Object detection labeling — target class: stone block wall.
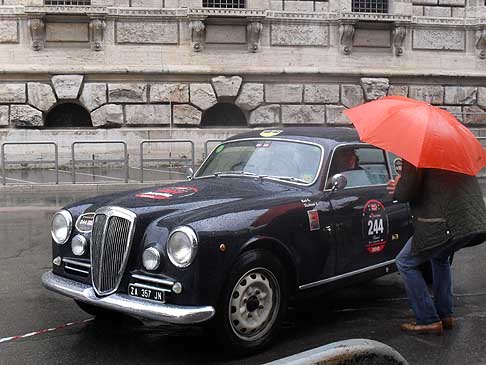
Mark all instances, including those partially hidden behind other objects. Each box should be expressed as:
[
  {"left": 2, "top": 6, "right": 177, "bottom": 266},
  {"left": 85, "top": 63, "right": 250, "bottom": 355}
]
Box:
[
  {"left": 2, "top": 0, "right": 466, "bottom": 16},
  {"left": 1, "top": 4, "right": 482, "bottom": 75},
  {"left": 1, "top": 75, "right": 485, "bottom": 129},
  {"left": 2, "top": 74, "right": 485, "bottom": 169},
  {"left": 269, "top": 0, "right": 330, "bottom": 12},
  {"left": 0, "top": 0, "right": 326, "bottom": 8},
  {"left": 5, "top": 0, "right": 466, "bottom": 15},
  {"left": 412, "top": 0, "right": 466, "bottom": 17},
  {"left": 1, "top": 0, "right": 486, "bottom": 168}
]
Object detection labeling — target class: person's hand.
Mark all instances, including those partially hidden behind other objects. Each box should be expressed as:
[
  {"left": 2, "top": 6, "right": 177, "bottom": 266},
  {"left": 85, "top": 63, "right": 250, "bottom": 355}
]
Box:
[{"left": 386, "top": 175, "right": 400, "bottom": 196}]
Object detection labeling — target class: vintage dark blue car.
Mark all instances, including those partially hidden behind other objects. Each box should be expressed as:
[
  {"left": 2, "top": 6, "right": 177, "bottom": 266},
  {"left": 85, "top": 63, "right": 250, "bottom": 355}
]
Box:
[{"left": 42, "top": 127, "right": 413, "bottom": 353}]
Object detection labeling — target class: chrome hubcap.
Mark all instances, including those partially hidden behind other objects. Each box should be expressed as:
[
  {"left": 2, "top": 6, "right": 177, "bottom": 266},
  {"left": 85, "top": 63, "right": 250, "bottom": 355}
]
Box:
[{"left": 229, "top": 268, "right": 280, "bottom": 341}]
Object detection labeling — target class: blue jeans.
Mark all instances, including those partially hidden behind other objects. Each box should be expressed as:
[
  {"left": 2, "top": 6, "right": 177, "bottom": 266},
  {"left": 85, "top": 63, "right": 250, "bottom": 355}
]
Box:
[{"left": 395, "top": 236, "right": 467, "bottom": 325}]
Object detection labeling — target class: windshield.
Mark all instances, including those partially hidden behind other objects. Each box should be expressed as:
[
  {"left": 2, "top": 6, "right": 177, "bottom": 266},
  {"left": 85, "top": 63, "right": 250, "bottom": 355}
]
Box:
[{"left": 196, "top": 139, "right": 323, "bottom": 185}]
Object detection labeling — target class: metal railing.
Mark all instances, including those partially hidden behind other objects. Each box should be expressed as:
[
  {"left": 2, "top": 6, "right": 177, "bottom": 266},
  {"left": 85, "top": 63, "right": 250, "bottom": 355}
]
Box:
[
  {"left": 140, "top": 139, "right": 195, "bottom": 183},
  {"left": 1, "top": 135, "right": 486, "bottom": 185},
  {"left": 71, "top": 141, "right": 128, "bottom": 184},
  {"left": 1, "top": 142, "right": 59, "bottom": 185},
  {"left": 204, "top": 139, "right": 223, "bottom": 159}
]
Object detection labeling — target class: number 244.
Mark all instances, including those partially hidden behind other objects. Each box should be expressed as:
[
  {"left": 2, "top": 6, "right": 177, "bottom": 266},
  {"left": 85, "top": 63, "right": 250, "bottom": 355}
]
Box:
[{"left": 368, "top": 218, "right": 384, "bottom": 235}]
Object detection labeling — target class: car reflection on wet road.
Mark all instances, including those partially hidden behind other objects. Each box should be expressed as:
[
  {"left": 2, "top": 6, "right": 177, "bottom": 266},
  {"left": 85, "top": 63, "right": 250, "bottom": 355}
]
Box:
[{"left": 1, "top": 191, "right": 486, "bottom": 365}]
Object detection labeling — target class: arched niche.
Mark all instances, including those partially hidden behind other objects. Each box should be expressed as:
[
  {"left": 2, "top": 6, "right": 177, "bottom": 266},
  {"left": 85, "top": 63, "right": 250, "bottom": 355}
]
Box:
[
  {"left": 201, "top": 103, "right": 247, "bottom": 127},
  {"left": 45, "top": 103, "right": 92, "bottom": 128}
]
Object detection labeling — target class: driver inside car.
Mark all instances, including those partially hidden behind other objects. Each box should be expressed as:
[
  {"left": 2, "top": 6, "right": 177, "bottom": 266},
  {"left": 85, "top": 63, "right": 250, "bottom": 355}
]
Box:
[{"left": 327, "top": 148, "right": 362, "bottom": 188}]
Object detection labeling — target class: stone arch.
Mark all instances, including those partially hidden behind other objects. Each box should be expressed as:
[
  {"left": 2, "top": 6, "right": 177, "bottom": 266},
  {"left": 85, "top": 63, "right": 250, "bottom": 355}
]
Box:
[
  {"left": 200, "top": 103, "right": 247, "bottom": 127},
  {"left": 45, "top": 102, "right": 92, "bottom": 128}
]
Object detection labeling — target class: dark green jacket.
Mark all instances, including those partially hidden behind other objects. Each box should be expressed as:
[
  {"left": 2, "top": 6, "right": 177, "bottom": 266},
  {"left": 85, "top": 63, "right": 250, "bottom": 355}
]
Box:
[{"left": 394, "top": 160, "right": 486, "bottom": 256}]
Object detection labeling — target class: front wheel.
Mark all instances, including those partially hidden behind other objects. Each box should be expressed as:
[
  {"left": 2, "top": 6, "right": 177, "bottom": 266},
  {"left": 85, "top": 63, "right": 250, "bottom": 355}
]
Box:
[{"left": 212, "top": 250, "right": 288, "bottom": 355}]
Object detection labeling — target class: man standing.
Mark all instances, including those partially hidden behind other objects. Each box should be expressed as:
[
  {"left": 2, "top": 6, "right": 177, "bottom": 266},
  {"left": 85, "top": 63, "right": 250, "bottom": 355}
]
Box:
[{"left": 387, "top": 159, "right": 486, "bottom": 334}]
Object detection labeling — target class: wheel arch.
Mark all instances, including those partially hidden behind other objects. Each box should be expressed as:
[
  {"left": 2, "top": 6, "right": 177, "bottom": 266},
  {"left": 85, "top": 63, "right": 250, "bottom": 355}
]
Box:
[{"left": 239, "top": 237, "right": 299, "bottom": 296}]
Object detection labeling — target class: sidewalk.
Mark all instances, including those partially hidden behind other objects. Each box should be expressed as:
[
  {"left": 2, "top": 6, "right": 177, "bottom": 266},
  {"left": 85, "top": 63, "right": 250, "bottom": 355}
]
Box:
[{"left": 0, "top": 181, "right": 179, "bottom": 209}]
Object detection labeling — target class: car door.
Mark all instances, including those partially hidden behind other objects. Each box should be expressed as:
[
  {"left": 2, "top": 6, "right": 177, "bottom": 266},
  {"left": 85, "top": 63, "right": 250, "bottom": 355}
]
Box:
[{"left": 325, "top": 145, "right": 411, "bottom": 275}]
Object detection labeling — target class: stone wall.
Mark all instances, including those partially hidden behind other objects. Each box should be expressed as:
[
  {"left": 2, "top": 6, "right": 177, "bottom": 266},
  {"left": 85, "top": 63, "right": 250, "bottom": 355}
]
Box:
[
  {"left": 1, "top": 1, "right": 325, "bottom": 9},
  {"left": 412, "top": 0, "right": 466, "bottom": 17},
  {"left": 0, "top": 0, "right": 465, "bottom": 15},
  {"left": 1, "top": 75, "right": 484, "bottom": 129},
  {"left": 2, "top": 3, "right": 485, "bottom": 72}
]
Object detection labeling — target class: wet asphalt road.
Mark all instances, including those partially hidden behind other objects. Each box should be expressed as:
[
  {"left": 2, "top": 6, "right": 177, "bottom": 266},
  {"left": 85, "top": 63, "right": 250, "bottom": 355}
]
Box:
[{"left": 1, "top": 190, "right": 486, "bottom": 365}]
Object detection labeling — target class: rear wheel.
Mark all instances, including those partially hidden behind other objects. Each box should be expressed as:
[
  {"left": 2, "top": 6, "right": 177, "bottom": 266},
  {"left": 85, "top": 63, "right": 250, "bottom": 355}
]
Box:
[{"left": 212, "top": 250, "right": 288, "bottom": 355}]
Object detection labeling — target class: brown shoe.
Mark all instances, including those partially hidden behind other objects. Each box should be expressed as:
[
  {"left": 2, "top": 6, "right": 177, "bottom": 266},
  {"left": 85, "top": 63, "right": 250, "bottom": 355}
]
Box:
[
  {"left": 442, "top": 317, "right": 454, "bottom": 330},
  {"left": 400, "top": 321, "right": 443, "bottom": 335}
]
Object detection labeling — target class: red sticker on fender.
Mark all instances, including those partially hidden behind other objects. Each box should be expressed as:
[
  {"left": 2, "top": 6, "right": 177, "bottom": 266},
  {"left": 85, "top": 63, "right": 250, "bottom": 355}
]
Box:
[
  {"left": 307, "top": 209, "right": 320, "bottom": 231},
  {"left": 136, "top": 186, "right": 198, "bottom": 200},
  {"left": 362, "top": 199, "right": 389, "bottom": 254}
]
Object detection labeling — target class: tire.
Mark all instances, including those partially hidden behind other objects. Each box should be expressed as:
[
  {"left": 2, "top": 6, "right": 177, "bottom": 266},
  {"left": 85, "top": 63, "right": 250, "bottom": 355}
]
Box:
[{"left": 211, "top": 250, "right": 288, "bottom": 355}]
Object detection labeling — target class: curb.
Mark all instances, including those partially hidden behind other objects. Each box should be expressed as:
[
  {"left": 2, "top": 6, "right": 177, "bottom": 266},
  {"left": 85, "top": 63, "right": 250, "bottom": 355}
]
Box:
[{"left": 263, "top": 339, "right": 408, "bottom": 365}]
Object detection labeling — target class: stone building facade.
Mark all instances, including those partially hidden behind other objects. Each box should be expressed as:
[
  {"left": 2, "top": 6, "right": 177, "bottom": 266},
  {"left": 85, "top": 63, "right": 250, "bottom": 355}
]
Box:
[{"left": 0, "top": 0, "right": 486, "bottom": 164}]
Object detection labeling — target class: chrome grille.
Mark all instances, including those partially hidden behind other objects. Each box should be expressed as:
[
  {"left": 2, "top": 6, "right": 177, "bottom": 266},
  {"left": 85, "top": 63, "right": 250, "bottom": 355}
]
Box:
[{"left": 90, "top": 207, "right": 136, "bottom": 296}]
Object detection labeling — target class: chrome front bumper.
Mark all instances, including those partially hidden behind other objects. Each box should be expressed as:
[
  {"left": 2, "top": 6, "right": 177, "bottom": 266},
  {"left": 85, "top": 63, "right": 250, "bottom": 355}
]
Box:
[{"left": 41, "top": 271, "right": 215, "bottom": 325}]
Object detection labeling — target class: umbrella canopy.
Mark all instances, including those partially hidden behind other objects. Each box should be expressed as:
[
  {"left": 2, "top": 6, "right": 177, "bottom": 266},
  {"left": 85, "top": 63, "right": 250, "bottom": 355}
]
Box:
[{"left": 344, "top": 96, "right": 486, "bottom": 176}]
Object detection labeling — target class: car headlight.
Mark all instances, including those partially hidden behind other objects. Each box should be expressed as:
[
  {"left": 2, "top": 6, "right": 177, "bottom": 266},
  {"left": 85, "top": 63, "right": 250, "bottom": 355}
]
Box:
[
  {"left": 167, "top": 226, "right": 198, "bottom": 268},
  {"left": 142, "top": 247, "right": 161, "bottom": 271},
  {"left": 51, "top": 210, "right": 73, "bottom": 244}
]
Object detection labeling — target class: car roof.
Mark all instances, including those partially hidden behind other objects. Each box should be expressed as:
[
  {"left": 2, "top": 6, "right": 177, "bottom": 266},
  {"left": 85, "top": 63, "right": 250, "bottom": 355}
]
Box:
[{"left": 225, "top": 127, "right": 361, "bottom": 146}]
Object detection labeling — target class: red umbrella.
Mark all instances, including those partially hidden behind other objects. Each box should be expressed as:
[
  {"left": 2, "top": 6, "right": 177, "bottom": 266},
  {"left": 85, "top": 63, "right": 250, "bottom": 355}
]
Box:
[{"left": 344, "top": 95, "right": 486, "bottom": 176}]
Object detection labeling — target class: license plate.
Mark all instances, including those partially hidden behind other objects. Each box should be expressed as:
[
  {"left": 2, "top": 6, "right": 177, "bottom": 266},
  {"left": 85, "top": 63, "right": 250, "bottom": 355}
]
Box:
[{"left": 128, "top": 284, "right": 165, "bottom": 302}]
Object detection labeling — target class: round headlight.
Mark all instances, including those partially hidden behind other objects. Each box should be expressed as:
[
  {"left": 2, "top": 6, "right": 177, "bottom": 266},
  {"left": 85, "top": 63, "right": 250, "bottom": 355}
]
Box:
[
  {"left": 71, "top": 234, "right": 87, "bottom": 256},
  {"left": 167, "top": 226, "right": 198, "bottom": 268},
  {"left": 143, "top": 247, "right": 161, "bottom": 271},
  {"left": 51, "top": 210, "right": 73, "bottom": 244}
]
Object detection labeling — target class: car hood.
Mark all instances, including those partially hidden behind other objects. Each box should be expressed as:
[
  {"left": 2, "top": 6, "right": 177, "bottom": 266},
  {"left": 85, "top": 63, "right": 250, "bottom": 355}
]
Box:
[{"left": 70, "top": 177, "right": 309, "bottom": 225}]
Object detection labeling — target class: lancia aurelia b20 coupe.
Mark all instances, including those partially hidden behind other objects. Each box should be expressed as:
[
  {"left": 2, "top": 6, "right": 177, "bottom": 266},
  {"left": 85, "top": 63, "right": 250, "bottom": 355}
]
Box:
[{"left": 42, "top": 127, "right": 412, "bottom": 353}]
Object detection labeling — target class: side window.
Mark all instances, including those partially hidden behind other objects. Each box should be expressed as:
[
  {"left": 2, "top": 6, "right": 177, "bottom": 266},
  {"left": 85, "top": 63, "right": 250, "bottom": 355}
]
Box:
[
  {"left": 327, "top": 146, "right": 389, "bottom": 188},
  {"left": 356, "top": 148, "right": 390, "bottom": 185}
]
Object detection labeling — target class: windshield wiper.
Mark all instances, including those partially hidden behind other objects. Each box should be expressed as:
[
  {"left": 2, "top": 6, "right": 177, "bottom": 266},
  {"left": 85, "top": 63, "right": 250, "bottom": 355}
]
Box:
[
  {"left": 270, "top": 176, "right": 309, "bottom": 184},
  {"left": 213, "top": 171, "right": 259, "bottom": 177}
]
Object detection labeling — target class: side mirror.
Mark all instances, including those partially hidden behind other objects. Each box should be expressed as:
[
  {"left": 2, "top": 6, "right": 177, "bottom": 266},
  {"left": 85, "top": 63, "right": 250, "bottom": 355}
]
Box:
[
  {"left": 186, "top": 167, "right": 194, "bottom": 180},
  {"left": 331, "top": 173, "right": 347, "bottom": 191},
  {"left": 393, "top": 157, "right": 403, "bottom": 175}
]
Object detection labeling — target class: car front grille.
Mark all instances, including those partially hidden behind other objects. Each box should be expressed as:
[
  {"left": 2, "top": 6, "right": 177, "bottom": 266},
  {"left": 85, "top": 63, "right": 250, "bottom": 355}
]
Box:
[{"left": 90, "top": 207, "right": 136, "bottom": 296}]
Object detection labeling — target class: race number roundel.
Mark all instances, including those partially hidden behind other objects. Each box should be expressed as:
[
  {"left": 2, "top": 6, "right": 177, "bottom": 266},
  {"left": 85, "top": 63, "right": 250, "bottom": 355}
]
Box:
[{"left": 362, "top": 199, "right": 389, "bottom": 254}]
